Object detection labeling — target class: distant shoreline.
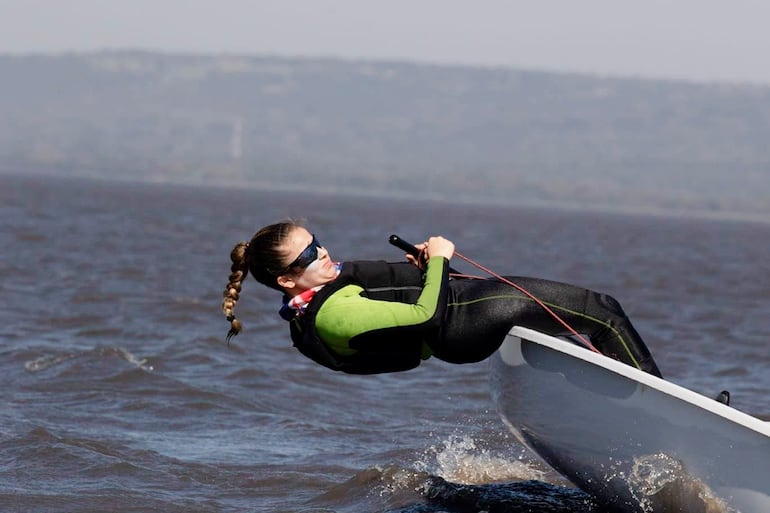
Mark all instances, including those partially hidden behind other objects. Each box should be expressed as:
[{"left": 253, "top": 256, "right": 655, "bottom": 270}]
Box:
[{"left": 4, "top": 171, "right": 769, "bottom": 227}]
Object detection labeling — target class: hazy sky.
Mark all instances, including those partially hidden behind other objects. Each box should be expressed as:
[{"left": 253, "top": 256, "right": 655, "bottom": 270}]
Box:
[{"left": 2, "top": 0, "right": 770, "bottom": 84}]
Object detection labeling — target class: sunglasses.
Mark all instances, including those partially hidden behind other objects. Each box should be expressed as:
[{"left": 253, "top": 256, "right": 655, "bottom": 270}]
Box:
[{"left": 276, "top": 234, "right": 322, "bottom": 275}]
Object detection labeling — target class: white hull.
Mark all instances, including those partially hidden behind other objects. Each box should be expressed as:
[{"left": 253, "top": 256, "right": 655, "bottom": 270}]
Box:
[{"left": 490, "top": 327, "right": 770, "bottom": 513}]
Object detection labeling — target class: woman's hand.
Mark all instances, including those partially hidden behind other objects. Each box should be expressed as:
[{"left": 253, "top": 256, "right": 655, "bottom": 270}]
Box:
[
  {"left": 405, "top": 242, "right": 427, "bottom": 268},
  {"left": 406, "top": 236, "right": 454, "bottom": 268}
]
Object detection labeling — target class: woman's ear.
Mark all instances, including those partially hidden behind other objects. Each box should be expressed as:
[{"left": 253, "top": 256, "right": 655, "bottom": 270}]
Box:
[{"left": 276, "top": 274, "right": 294, "bottom": 290}]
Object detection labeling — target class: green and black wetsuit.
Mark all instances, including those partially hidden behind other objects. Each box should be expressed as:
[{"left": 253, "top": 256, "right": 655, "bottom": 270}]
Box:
[{"left": 289, "top": 257, "right": 661, "bottom": 377}]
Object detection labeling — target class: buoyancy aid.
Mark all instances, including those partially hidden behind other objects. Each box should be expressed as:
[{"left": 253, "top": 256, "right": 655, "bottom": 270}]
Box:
[{"left": 289, "top": 260, "right": 444, "bottom": 374}]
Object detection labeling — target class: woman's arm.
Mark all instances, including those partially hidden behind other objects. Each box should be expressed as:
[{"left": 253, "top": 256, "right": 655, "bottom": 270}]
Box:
[{"left": 316, "top": 256, "right": 450, "bottom": 355}]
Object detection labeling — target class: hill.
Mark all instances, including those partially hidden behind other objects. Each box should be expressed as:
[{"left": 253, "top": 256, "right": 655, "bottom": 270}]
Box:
[{"left": 2, "top": 50, "right": 769, "bottom": 218}]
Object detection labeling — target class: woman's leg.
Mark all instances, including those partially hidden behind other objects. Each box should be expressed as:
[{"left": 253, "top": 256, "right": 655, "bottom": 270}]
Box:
[{"left": 430, "top": 276, "right": 662, "bottom": 377}]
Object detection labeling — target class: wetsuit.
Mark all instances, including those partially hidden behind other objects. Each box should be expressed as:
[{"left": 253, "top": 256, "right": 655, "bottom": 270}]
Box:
[{"left": 289, "top": 257, "right": 661, "bottom": 377}]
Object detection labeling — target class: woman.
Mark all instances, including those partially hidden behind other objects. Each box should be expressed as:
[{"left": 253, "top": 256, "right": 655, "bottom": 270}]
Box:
[{"left": 222, "top": 221, "right": 662, "bottom": 377}]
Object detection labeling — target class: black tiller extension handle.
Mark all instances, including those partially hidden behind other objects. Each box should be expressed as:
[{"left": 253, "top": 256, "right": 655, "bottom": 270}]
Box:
[
  {"left": 388, "top": 234, "right": 421, "bottom": 258},
  {"left": 389, "top": 234, "right": 459, "bottom": 274}
]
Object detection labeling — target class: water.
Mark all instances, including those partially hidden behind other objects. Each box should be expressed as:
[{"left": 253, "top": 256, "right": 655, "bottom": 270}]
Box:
[{"left": 1, "top": 174, "right": 768, "bottom": 513}]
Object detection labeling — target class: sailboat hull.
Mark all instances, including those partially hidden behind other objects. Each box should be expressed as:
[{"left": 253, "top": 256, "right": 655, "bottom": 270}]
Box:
[{"left": 490, "top": 327, "right": 770, "bottom": 512}]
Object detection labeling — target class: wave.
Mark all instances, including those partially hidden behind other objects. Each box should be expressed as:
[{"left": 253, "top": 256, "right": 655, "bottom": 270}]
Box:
[
  {"left": 307, "top": 448, "right": 736, "bottom": 512},
  {"left": 310, "top": 464, "right": 595, "bottom": 513},
  {"left": 620, "top": 453, "right": 735, "bottom": 513},
  {"left": 414, "top": 434, "right": 546, "bottom": 485},
  {"left": 305, "top": 434, "right": 594, "bottom": 513},
  {"left": 25, "top": 346, "right": 154, "bottom": 373}
]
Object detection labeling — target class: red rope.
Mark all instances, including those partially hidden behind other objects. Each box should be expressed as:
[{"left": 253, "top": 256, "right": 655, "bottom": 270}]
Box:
[{"left": 452, "top": 251, "right": 601, "bottom": 354}]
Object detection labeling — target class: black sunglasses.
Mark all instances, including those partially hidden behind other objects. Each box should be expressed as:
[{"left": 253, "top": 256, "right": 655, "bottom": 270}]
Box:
[{"left": 275, "top": 234, "right": 322, "bottom": 275}]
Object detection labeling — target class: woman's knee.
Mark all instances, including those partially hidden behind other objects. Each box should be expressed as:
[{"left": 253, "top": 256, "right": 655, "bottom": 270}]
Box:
[{"left": 593, "top": 292, "right": 627, "bottom": 318}]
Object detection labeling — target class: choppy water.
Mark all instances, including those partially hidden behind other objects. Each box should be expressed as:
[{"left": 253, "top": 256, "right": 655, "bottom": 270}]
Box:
[{"left": 1, "top": 174, "right": 768, "bottom": 513}]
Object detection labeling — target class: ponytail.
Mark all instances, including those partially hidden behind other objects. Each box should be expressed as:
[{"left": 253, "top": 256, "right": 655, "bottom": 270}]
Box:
[
  {"left": 222, "top": 241, "right": 249, "bottom": 342},
  {"left": 221, "top": 221, "right": 302, "bottom": 342}
]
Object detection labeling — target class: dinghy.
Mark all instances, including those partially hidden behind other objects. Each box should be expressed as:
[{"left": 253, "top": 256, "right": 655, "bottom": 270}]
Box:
[{"left": 490, "top": 326, "right": 770, "bottom": 512}]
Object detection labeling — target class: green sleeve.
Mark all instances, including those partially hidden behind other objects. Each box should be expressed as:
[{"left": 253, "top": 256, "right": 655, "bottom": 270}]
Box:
[{"left": 316, "top": 257, "right": 448, "bottom": 356}]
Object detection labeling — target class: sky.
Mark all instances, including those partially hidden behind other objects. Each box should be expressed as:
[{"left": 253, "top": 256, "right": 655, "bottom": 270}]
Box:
[{"left": 2, "top": 0, "right": 770, "bottom": 85}]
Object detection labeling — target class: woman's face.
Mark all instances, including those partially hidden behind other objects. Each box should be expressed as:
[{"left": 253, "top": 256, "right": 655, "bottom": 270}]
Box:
[{"left": 278, "top": 227, "right": 338, "bottom": 291}]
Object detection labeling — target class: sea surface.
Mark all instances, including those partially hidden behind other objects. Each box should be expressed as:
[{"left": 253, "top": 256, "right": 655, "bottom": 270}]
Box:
[{"left": 1, "top": 174, "right": 768, "bottom": 513}]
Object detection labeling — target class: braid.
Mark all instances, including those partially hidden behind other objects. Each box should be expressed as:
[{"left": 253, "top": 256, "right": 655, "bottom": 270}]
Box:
[
  {"left": 223, "top": 242, "right": 249, "bottom": 343},
  {"left": 221, "top": 220, "right": 303, "bottom": 343}
]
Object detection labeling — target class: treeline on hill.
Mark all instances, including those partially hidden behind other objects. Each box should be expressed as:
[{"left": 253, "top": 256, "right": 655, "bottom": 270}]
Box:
[{"left": 1, "top": 51, "right": 769, "bottom": 214}]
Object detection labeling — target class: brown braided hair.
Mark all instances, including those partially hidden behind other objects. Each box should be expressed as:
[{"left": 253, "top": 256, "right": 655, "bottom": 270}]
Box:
[{"left": 222, "top": 221, "right": 302, "bottom": 342}]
